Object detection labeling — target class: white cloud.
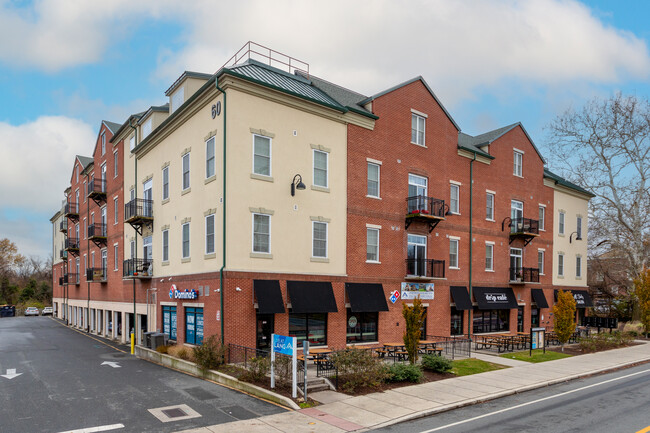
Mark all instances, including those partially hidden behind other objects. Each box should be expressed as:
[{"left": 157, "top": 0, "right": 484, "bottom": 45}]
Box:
[{"left": 0, "top": 116, "right": 95, "bottom": 213}]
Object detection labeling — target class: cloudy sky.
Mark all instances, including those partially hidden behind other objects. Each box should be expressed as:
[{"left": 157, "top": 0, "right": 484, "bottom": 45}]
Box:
[{"left": 1, "top": 0, "right": 649, "bottom": 260}]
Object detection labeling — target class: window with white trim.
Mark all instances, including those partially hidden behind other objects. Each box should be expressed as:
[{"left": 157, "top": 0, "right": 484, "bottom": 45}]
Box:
[
  {"left": 162, "top": 229, "right": 169, "bottom": 262},
  {"left": 114, "top": 244, "right": 119, "bottom": 271},
  {"left": 558, "top": 253, "right": 564, "bottom": 277},
  {"left": 114, "top": 197, "right": 118, "bottom": 224},
  {"left": 367, "top": 162, "right": 380, "bottom": 197},
  {"left": 450, "top": 238, "right": 459, "bottom": 268},
  {"left": 313, "top": 149, "right": 328, "bottom": 188},
  {"left": 114, "top": 150, "right": 118, "bottom": 177},
  {"left": 559, "top": 211, "right": 565, "bottom": 235},
  {"left": 486, "top": 193, "right": 494, "bottom": 220},
  {"left": 485, "top": 243, "right": 493, "bottom": 271},
  {"left": 514, "top": 150, "right": 523, "bottom": 176},
  {"left": 539, "top": 206, "right": 545, "bottom": 231},
  {"left": 182, "top": 222, "right": 190, "bottom": 259},
  {"left": 312, "top": 221, "right": 328, "bottom": 258},
  {"left": 171, "top": 87, "right": 184, "bottom": 113},
  {"left": 206, "top": 137, "right": 215, "bottom": 179},
  {"left": 576, "top": 216, "right": 582, "bottom": 239},
  {"left": 252, "top": 213, "right": 270, "bottom": 253},
  {"left": 142, "top": 118, "right": 152, "bottom": 138},
  {"left": 162, "top": 166, "right": 169, "bottom": 200},
  {"left": 253, "top": 134, "right": 271, "bottom": 176},
  {"left": 101, "top": 132, "right": 106, "bottom": 155},
  {"left": 182, "top": 153, "right": 190, "bottom": 190},
  {"left": 576, "top": 256, "right": 582, "bottom": 278},
  {"left": 205, "top": 214, "right": 215, "bottom": 255},
  {"left": 411, "top": 113, "right": 425, "bottom": 146},
  {"left": 450, "top": 184, "right": 460, "bottom": 214},
  {"left": 538, "top": 250, "right": 545, "bottom": 275},
  {"left": 367, "top": 228, "right": 379, "bottom": 262},
  {"left": 129, "top": 135, "right": 135, "bottom": 151}
]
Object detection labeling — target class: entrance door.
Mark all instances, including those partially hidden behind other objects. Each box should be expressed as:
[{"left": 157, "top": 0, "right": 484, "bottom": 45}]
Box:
[
  {"left": 517, "top": 306, "right": 524, "bottom": 332},
  {"left": 143, "top": 179, "right": 153, "bottom": 217},
  {"left": 408, "top": 174, "right": 428, "bottom": 213},
  {"left": 407, "top": 234, "right": 427, "bottom": 276},
  {"left": 511, "top": 200, "right": 523, "bottom": 232},
  {"left": 510, "top": 248, "right": 523, "bottom": 281},
  {"left": 256, "top": 314, "right": 274, "bottom": 351}
]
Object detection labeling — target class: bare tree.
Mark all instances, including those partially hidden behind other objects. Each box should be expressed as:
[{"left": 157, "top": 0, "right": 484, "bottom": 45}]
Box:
[{"left": 547, "top": 93, "right": 650, "bottom": 282}]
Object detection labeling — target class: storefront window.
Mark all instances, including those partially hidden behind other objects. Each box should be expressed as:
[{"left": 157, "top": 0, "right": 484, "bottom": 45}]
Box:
[
  {"left": 531, "top": 308, "right": 539, "bottom": 328},
  {"left": 289, "top": 313, "right": 327, "bottom": 346},
  {"left": 162, "top": 306, "right": 177, "bottom": 340},
  {"left": 472, "top": 308, "right": 509, "bottom": 334},
  {"left": 346, "top": 310, "right": 378, "bottom": 343},
  {"left": 419, "top": 307, "right": 428, "bottom": 339},
  {"left": 517, "top": 306, "right": 524, "bottom": 333},
  {"left": 450, "top": 307, "right": 464, "bottom": 335},
  {"left": 185, "top": 307, "right": 204, "bottom": 345}
]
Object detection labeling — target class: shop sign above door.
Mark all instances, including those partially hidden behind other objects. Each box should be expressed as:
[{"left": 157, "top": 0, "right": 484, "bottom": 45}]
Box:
[{"left": 169, "top": 284, "right": 199, "bottom": 300}]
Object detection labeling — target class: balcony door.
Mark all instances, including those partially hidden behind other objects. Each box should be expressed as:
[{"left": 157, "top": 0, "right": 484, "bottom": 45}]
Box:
[
  {"left": 408, "top": 174, "right": 428, "bottom": 213},
  {"left": 511, "top": 200, "right": 523, "bottom": 232},
  {"left": 100, "top": 206, "right": 106, "bottom": 236},
  {"left": 100, "top": 163, "right": 107, "bottom": 192},
  {"left": 407, "top": 234, "right": 427, "bottom": 276},
  {"left": 101, "top": 249, "right": 107, "bottom": 276},
  {"left": 510, "top": 248, "right": 523, "bottom": 281},
  {"left": 143, "top": 236, "right": 152, "bottom": 261},
  {"left": 143, "top": 179, "right": 153, "bottom": 217}
]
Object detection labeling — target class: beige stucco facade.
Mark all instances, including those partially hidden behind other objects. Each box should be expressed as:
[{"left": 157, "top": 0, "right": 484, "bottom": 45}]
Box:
[
  {"left": 51, "top": 210, "right": 66, "bottom": 266},
  {"left": 546, "top": 179, "right": 590, "bottom": 287}
]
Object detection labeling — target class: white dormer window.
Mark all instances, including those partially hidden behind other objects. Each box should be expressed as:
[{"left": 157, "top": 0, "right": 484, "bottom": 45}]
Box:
[
  {"left": 101, "top": 132, "right": 106, "bottom": 155},
  {"left": 129, "top": 135, "right": 135, "bottom": 151},
  {"left": 142, "top": 118, "right": 152, "bottom": 138},
  {"left": 171, "top": 87, "right": 185, "bottom": 113}
]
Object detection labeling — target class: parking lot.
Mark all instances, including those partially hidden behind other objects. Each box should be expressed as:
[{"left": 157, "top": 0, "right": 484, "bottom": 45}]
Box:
[{"left": 0, "top": 316, "right": 286, "bottom": 433}]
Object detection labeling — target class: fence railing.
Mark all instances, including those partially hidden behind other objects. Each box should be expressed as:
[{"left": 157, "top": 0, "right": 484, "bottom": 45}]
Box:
[
  {"left": 123, "top": 258, "right": 153, "bottom": 278},
  {"left": 406, "top": 196, "right": 446, "bottom": 218},
  {"left": 406, "top": 258, "right": 445, "bottom": 278},
  {"left": 227, "top": 343, "right": 305, "bottom": 389},
  {"left": 509, "top": 267, "right": 540, "bottom": 283},
  {"left": 125, "top": 198, "right": 153, "bottom": 221},
  {"left": 510, "top": 217, "right": 539, "bottom": 235},
  {"left": 88, "top": 223, "right": 107, "bottom": 238},
  {"left": 88, "top": 178, "right": 106, "bottom": 195},
  {"left": 424, "top": 335, "right": 472, "bottom": 359}
]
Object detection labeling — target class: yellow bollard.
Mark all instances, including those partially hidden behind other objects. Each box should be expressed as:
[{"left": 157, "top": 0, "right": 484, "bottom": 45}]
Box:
[{"left": 131, "top": 332, "right": 135, "bottom": 354}]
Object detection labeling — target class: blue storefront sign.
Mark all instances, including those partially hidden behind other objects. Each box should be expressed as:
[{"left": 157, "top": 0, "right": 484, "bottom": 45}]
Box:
[{"left": 272, "top": 334, "right": 295, "bottom": 356}]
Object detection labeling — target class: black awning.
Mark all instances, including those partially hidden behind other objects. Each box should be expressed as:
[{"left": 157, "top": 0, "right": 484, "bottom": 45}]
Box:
[
  {"left": 531, "top": 289, "right": 549, "bottom": 308},
  {"left": 287, "top": 281, "right": 338, "bottom": 314},
  {"left": 554, "top": 289, "right": 593, "bottom": 308},
  {"left": 473, "top": 287, "right": 518, "bottom": 310},
  {"left": 253, "top": 280, "right": 285, "bottom": 314},
  {"left": 450, "top": 286, "right": 472, "bottom": 310},
  {"left": 345, "top": 283, "right": 389, "bottom": 313}
]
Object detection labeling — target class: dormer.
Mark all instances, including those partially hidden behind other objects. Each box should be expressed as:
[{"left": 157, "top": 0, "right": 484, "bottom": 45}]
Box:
[
  {"left": 138, "top": 104, "right": 170, "bottom": 142},
  {"left": 165, "top": 71, "right": 213, "bottom": 114}
]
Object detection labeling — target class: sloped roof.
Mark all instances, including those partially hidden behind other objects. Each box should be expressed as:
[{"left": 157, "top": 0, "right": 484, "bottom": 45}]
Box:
[
  {"left": 165, "top": 71, "right": 213, "bottom": 96},
  {"left": 300, "top": 73, "right": 377, "bottom": 119},
  {"left": 102, "top": 120, "right": 121, "bottom": 134},
  {"left": 360, "top": 76, "right": 460, "bottom": 131},
  {"left": 543, "top": 169, "right": 595, "bottom": 197},
  {"left": 458, "top": 122, "right": 545, "bottom": 162},
  {"left": 108, "top": 112, "right": 144, "bottom": 143},
  {"left": 76, "top": 155, "right": 93, "bottom": 169}
]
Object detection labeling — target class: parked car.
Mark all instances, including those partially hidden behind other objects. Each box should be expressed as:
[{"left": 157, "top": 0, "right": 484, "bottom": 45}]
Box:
[
  {"left": 0, "top": 305, "right": 15, "bottom": 317},
  {"left": 24, "top": 307, "right": 39, "bottom": 316},
  {"left": 41, "top": 307, "right": 53, "bottom": 316}
]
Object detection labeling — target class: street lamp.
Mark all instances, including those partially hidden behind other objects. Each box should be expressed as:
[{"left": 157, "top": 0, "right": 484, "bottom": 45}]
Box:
[
  {"left": 290, "top": 174, "right": 306, "bottom": 196},
  {"left": 569, "top": 231, "right": 582, "bottom": 243}
]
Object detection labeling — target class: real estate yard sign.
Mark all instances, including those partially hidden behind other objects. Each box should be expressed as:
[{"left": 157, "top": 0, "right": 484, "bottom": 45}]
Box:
[{"left": 271, "top": 334, "right": 298, "bottom": 398}]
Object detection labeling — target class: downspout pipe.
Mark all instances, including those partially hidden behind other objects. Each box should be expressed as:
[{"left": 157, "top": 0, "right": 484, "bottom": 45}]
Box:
[
  {"left": 468, "top": 152, "right": 476, "bottom": 341},
  {"left": 216, "top": 79, "right": 226, "bottom": 345},
  {"left": 128, "top": 119, "right": 138, "bottom": 345},
  {"left": 86, "top": 172, "right": 90, "bottom": 333}
]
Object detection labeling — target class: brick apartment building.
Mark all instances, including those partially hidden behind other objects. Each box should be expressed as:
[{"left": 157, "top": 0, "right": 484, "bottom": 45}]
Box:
[{"left": 52, "top": 43, "right": 593, "bottom": 349}]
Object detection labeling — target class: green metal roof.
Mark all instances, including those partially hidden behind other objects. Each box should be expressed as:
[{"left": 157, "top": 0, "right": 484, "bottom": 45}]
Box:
[
  {"left": 458, "top": 122, "right": 546, "bottom": 163},
  {"left": 543, "top": 169, "right": 595, "bottom": 197}
]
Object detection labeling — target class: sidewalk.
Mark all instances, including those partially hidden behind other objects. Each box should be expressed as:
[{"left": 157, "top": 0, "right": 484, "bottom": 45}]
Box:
[{"left": 177, "top": 341, "right": 650, "bottom": 433}]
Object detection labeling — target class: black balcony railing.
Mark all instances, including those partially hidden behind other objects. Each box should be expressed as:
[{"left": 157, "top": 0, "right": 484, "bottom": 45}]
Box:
[
  {"left": 406, "top": 196, "right": 446, "bottom": 218},
  {"left": 509, "top": 267, "right": 540, "bottom": 283},
  {"left": 88, "top": 223, "right": 107, "bottom": 238},
  {"left": 58, "top": 276, "right": 64, "bottom": 286},
  {"left": 64, "top": 238, "right": 79, "bottom": 250},
  {"left": 86, "top": 267, "right": 107, "bottom": 282},
  {"left": 406, "top": 258, "right": 446, "bottom": 279},
  {"left": 59, "top": 220, "right": 67, "bottom": 232},
  {"left": 64, "top": 202, "right": 79, "bottom": 217},
  {"left": 88, "top": 178, "right": 107, "bottom": 196},
  {"left": 64, "top": 273, "right": 79, "bottom": 285},
  {"left": 125, "top": 198, "right": 153, "bottom": 222},
  {"left": 59, "top": 249, "right": 68, "bottom": 259},
  {"left": 123, "top": 258, "right": 153, "bottom": 278},
  {"left": 510, "top": 218, "right": 539, "bottom": 235}
]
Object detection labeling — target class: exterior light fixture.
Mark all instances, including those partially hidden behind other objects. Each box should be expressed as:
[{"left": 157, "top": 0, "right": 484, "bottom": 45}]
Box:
[
  {"left": 291, "top": 174, "right": 306, "bottom": 196},
  {"left": 569, "top": 231, "right": 582, "bottom": 243}
]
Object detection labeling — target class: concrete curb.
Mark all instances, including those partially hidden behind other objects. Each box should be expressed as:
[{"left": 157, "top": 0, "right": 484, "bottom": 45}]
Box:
[
  {"left": 135, "top": 346, "right": 300, "bottom": 410},
  {"left": 360, "top": 356, "right": 650, "bottom": 432}
]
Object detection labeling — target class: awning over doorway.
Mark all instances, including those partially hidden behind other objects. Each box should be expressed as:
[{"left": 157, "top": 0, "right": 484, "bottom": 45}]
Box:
[
  {"left": 554, "top": 289, "right": 593, "bottom": 308},
  {"left": 253, "top": 280, "right": 285, "bottom": 314},
  {"left": 531, "top": 288, "right": 549, "bottom": 309},
  {"left": 287, "top": 281, "right": 338, "bottom": 314},
  {"left": 345, "top": 283, "right": 389, "bottom": 312},
  {"left": 450, "top": 286, "right": 472, "bottom": 310},
  {"left": 473, "top": 287, "right": 518, "bottom": 310}
]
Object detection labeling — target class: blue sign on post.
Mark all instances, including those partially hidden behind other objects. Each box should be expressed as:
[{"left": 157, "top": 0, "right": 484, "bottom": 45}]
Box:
[
  {"left": 272, "top": 334, "right": 295, "bottom": 356},
  {"left": 271, "top": 334, "right": 298, "bottom": 398}
]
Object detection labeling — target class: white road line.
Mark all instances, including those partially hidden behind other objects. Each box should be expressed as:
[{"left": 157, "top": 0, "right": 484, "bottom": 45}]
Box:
[
  {"left": 57, "top": 423, "right": 125, "bottom": 433},
  {"left": 420, "top": 368, "right": 650, "bottom": 432}
]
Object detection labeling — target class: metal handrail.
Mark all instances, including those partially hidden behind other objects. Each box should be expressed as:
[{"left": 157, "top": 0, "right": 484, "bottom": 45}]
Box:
[
  {"left": 405, "top": 258, "right": 446, "bottom": 278},
  {"left": 86, "top": 268, "right": 107, "bottom": 282},
  {"left": 510, "top": 217, "right": 539, "bottom": 235},
  {"left": 64, "top": 202, "right": 78, "bottom": 215},
  {"left": 88, "top": 178, "right": 106, "bottom": 195},
  {"left": 88, "top": 223, "right": 107, "bottom": 238},
  {"left": 509, "top": 267, "right": 540, "bottom": 283},
  {"left": 124, "top": 198, "right": 153, "bottom": 220},
  {"left": 220, "top": 41, "right": 309, "bottom": 77},
  {"left": 123, "top": 258, "right": 153, "bottom": 277},
  {"left": 406, "top": 196, "right": 446, "bottom": 218},
  {"left": 64, "top": 238, "right": 79, "bottom": 250}
]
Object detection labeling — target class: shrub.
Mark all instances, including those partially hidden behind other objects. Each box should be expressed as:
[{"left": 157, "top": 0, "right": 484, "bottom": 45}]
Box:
[
  {"left": 554, "top": 290, "right": 577, "bottom": 351},
  {"left": 579, "top": 331, "right": 633, "bottom": 353},
  {"left": 402, "top": 298, "right": 426, "bottom": 364},
  {"left": 330, "top": 349, "right": 390, "bottom": 393},
  {"left": 242, "top": 356, "right": 271, "bottom": 382},
  {"left": 421, "top": 354, "right": 453, "bottom": 373},
  {"left": 193, "top": 335, "right": 227, "bottom": 371},
  {"left": 387, "top": 362, "right": 422, "bottom": 383},
  {"left": 155, "top": 345, "right": 169, "bottom": 354},
  {"left": 272, "top": 355, "right": 292, "bottom": 387},
  {"left": 168, "top": 345, "right": 194, "bottom": 361},
  {"left": 623, "top": 321, "right": 644, "bottom": 337}
]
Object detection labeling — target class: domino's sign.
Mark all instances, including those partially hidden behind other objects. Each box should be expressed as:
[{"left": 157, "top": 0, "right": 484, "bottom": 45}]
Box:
[
  {"left": 389, "top": 290, "right": 400, "bottom": 304},
  {"left": 169, "top": 284, "right": 198, "bottom": 300}
]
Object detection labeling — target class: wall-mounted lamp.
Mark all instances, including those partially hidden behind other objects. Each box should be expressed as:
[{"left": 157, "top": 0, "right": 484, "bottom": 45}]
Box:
[
  {"left": 443, "top": 204, "right": 453, "bottom": 216},
  {"left": 569, "top": 231, "right": 582, "bottom": 243},
  {"left": 291, "top": 174, "right": 306, "bottom": 196}
]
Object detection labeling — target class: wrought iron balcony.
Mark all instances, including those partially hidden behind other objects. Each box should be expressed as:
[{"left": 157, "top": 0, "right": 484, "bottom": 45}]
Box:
[
  {"left": 64, "top": 238, "right": 80, "bottom": 255},
  {"left": 59, "top": 249, "right": 68, "bottom": 259},
  {"left": 86, "top": 267, "right": 107, "bottom": 282},
  {"left": 405, "top": 196, "right": 447, "bottom": 232},
  {"left": 64, "top": 202, "right": 79, "bottom": 222},
  {"left": 502, "top": 217, "right": 540, "bottom": 246},
  {"left": 405, "top": 258, "right": 446, "bottom": 279},
  {"left": 59, "top": 220, "right": 67, "bottom": 233},
  {"left": 58, "top": 276, "right": 64, "bottom": 286},
  {"left": 63, "top": 273, "right": 79, "bottom": 285},
  {"left": 88, "top": 223, "right": 107, "bottom": 247},
  {"left": 125, "top": 198, "right": 153, "bottom": 236},
  {"left": 123, "top": 258, "right": 153, "bottom": 279},
  {"left": 509, "top": 267, "right": 540, "bottom": 284},
  {"left": 88, "top": 178, "right": 107, "bottom": 204}
]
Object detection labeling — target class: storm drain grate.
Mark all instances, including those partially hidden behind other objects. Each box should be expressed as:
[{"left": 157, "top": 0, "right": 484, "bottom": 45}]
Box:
[
  {"left": 162, "top": 408, "right": 187, "bottom": 418},
  {"left": 148, "top": 404, "right": 201, "bottom": 423}
]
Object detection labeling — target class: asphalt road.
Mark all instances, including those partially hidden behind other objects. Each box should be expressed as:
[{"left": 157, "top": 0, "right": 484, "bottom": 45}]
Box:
[
  {"left": 371, "top": 362, "right": 650, "bottom": 433},
  {"left": 0, "top": 316, "right": 286, "bottom": 433}
]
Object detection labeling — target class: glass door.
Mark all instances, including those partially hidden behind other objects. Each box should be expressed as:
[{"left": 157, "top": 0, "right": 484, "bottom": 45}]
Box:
[
  {"left": 407, "top": 234, "right": 427, "bottom": 276},
  {"left": 511, "top": 200, "right": 523, "bottom": 232},
  {"left": 408, "top": 174, "right": 428, "bottom": 213},
  {"left": 510, "top": 248, "right": 523, "bottom": 281},
  {"left": 256, "top": 314, "right": 274, "bottom": 351}
]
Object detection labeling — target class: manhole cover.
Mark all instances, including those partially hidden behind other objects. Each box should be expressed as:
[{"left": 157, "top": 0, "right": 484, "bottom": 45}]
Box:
[
  {"left": 184, "top": 386, "right": 218, "bottom": 401},
  {"left": 162, "top": 408, "right": 187, "bottom": 418}
]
